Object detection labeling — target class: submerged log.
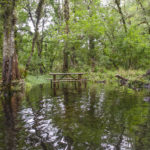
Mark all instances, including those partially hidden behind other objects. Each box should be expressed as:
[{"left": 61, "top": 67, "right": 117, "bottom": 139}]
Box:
[{"left": 115, "top": 74, "right": 150, "bottom": 90}]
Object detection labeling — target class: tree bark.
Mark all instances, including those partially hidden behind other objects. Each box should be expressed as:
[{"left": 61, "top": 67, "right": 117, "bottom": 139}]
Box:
[
  {"left": 70, "top": 1, "right": 77, "bottom": 67},
  {"left": 63, "top": 0, "right": 70, "bottom": 72},
  {"left": 88, "top": 0, "right": 96, "bottom": 71},
  {"left": 37, "top": 36, "right": 44, "bottom": 74},
  {"left": 89, "top": 36, "right": 96, "bottom": 71},
  {"left": 70, "top": 46, "right": 77, "bottom": 67},
  {"left": 115, "top": 0, "right": 127, "bottom": 33},
  {"left": 2, "top": 0, "right": 20, "bottom": 85},
  {"left": 25, "top": 0, "right": 45, "bottom": 71}
]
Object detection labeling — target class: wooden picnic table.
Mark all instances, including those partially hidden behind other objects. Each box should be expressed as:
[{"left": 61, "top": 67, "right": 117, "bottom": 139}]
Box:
[{"left": 49, "top": 73, "right": 85, "bottom": 82}]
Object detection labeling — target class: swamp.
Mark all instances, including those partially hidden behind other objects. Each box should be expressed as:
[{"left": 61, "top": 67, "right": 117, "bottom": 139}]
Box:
[
  {"left": 1, "top": 83, "right": 150, "bottom": 150},
  {"left": 0, "top": 0, "right": 150, "bottom": 149}
]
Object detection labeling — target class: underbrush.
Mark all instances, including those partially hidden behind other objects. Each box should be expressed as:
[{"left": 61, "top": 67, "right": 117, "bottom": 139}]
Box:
[
  {"left": 25, "top": 74, "right": 50, "bottom": 90},
  {"left": 85, "top": 69, "right": 146, "bottom": 83},
  {"left": 24, "top": 68, "right": 148, "bottom": 91}
]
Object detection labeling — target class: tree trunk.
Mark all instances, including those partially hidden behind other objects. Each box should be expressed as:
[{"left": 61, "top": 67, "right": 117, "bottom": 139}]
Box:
[
  {"left": 25, "top": 0, "right": 45, "bottom": 71},
  {"left": 115, "top": 0, "right": 127, "bottom": 33},
  {"left": 89, "top": 36, "right": 95, "bottom": 71},
  {"left": 70, "top": 46, "right": 77, "bottom": 67},
  {"left": 37, "top": 37, "right": 45, "bottom": 74},
  {"left": 2, "top": 0, "right": 20, "bottom": 85},
  {"left": 70, "top": 1, "right": 77, "bottom": 67},
  {"left": 87, "top": 0, "right": 96, "bottom": 71},
  {"left": 63, "top": 0, "right": 70, "bottom": 72}
]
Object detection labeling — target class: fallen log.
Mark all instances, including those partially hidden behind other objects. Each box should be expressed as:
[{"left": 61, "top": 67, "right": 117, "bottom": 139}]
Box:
[
  {"left": 115, "top": 74, "right": 150, "bottom": 90},
  {"left": 115, "top": 74, "right": 128, "bottom": 85},
  {"left": 115, "top": 74, "right": 128, "bottom": 81}
]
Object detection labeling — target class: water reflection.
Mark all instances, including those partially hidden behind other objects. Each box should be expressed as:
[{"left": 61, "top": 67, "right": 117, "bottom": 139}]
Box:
[
  {"left": 0, "top": 90, "right": 24, "bottom": 150},
  {"left": 0, "top": 84, "right": 150, "bottom": 149}
]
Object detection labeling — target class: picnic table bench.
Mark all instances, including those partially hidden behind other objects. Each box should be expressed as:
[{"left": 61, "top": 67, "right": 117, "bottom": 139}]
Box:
[{"left": 49, "top": 73, "right": 85, "bottom": 83}]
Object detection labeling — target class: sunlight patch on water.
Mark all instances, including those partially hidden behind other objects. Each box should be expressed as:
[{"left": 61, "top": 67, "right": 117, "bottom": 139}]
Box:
[
  {"left": 19, "top": 98, "right": 70, "bottom": 149},
  {"left": 101, "top": 135, "right": 132, "bottom": 150}
]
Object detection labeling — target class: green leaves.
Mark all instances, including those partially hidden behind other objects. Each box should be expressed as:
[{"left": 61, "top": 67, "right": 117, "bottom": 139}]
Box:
[{"left": 0, "top": 0, "right": 150, "bottom": 74}]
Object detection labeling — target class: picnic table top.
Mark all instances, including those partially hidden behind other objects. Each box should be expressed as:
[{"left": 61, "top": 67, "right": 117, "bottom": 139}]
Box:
[{"left": 49, "top": 73, "right": 84, "bottom": 75}]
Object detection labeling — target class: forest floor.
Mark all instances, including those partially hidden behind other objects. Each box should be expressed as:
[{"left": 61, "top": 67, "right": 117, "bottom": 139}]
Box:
[{"left": 87, "top": 69, "right": 146, "bottom": 82}]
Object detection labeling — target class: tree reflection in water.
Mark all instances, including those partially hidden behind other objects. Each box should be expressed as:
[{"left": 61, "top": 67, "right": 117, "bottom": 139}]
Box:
[
  {"left": 0, "top": 90, "right": 24, "bottom": 150},
  {"left": 0, "top": 84, "right": 150, "bottom": 150}
]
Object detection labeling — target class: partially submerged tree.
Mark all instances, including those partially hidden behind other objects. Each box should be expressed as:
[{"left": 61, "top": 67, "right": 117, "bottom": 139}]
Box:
[{"left": 1, "top": 0, "right": 20, "bottom": 85}]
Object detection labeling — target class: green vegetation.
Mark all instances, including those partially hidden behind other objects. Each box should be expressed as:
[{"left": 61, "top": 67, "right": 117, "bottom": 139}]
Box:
[
  {"left": 26, "top": 75, "right": 49, "bottom": 85},
  {"left": 0, "top": 0, "right": 150, "bottom": 85},
  {"left": 1, "top": 1, "right": 150, "bottom": 149},
  {"left": 24, "top": 69, "right": 146, "bottom": 88},
  {"left": 86, "top": 69, "right": 145, "bottom": 82},
  {"left": 25, "top": 74, "right": 50, "bottom": 90}
]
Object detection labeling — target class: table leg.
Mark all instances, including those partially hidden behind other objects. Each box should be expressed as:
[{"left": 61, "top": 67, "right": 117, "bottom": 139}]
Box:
[
  {"left": 51, "top": 80, "right": 52, "bottom": 88},
  {"left": 53, "top": 75, "right": 56, "bottom": 82},
  {"left": 53, "top": 83, "right": 56, "bottom": 96},
  {"left": 78, "top": 74, "right": 82, "bottom": 80}
]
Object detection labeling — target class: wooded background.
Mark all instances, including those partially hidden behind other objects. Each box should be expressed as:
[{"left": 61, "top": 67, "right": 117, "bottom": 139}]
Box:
[{"left": 0, "top": 0, "right": 150, "bottom": 78}]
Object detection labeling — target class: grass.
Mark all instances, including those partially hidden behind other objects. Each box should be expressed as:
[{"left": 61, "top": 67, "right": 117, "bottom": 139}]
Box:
[
  {"left": 24, "top": 68, "right": 148, "bottom": 91},
  {"left": 85, "top": 69, "right": 146, "bottom": 83},
  {"left": 25, "top": 74, "right": 50, "bottom": 90}
]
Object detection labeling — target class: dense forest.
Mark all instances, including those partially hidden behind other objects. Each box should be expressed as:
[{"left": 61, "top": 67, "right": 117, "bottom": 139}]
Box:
[{"left": 0, "top": 0, "right": 150, "bottom": 84}]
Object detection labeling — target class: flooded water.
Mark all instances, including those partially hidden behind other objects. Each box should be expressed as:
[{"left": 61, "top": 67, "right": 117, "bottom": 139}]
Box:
[{"left": 0, "top": 83, "right": 150, "bottom": 150}]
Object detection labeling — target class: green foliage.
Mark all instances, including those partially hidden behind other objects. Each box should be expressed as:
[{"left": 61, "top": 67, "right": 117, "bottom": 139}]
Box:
[
  {"left": 85, "top": 69, "right": 146, "bottom": 83},
  {"left": 25, "top": 74, "right": 50, "bottom": 86},
  {"left": 0, "top": 0, "right": 150, "bottom": 78}
]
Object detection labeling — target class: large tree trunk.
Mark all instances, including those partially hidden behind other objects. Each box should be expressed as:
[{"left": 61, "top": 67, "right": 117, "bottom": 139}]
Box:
[{"left": 2, "top": 0, "right": 20, "bottom": 85}]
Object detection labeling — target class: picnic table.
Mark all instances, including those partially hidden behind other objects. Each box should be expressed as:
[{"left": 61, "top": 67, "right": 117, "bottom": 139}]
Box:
[{"left": 49, "top": 73, "right": 85, "bottom": 83}]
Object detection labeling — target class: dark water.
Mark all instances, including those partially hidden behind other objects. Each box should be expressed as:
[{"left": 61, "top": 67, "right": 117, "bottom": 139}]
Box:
[{"left": 0, "top": 83, "right": 150, "bottom": 150}]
